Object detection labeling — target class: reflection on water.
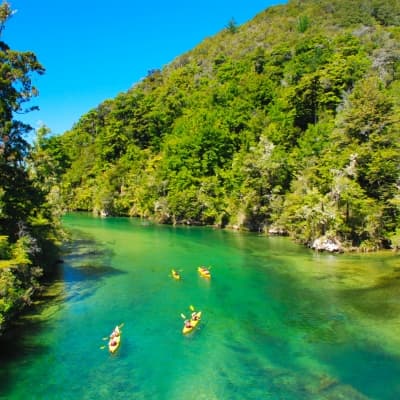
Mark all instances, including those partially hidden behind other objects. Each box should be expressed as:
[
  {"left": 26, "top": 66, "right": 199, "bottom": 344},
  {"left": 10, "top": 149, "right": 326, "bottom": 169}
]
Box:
[{"left": 0, "top": 213, "right": 399, "bottom": 400}]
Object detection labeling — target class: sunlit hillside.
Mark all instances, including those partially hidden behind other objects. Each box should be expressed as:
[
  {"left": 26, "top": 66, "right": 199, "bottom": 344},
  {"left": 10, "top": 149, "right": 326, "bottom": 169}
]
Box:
[{"left": 39, "top": 0, "right": 400, "bottom": 251}]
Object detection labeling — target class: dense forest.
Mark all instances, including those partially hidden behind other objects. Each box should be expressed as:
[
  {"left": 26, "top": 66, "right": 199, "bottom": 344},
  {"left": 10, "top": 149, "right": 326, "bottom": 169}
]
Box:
[
  {"left": 38, "top": 0, "right": 400, "bottom": 252},
  {"left": 0, "top": 3, "right": 61, "bottom": 333}
]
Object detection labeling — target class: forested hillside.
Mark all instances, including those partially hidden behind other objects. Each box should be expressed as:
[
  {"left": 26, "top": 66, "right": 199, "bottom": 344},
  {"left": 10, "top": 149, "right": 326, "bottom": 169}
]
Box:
[{"left": 42, "top": 0, "right": 400, "bottom": 251}]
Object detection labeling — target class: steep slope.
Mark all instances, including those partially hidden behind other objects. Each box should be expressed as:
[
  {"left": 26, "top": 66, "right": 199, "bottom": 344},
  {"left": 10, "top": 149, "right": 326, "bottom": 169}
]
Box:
[{"left": 41, "top": 0, "right": 400, "bottom": 250}]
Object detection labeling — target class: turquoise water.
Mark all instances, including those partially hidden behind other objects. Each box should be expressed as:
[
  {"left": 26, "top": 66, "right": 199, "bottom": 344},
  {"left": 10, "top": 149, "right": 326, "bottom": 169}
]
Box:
[{"left": 1, "top": 213, "right": 400, "bottom": 399}]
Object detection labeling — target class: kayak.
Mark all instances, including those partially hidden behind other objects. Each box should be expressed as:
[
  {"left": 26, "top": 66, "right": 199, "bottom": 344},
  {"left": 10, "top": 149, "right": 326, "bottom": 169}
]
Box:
[
  {"left": 108, "top": 326, "right": 122, "bottom": 353},
  {"left": 182, "top": 311, "right": 202, "bottom": 334},
  {"left": 109, "top": 335, "right": 121, "bottom": 353},
  {"left": 198, "top": 266, "right": 211, "bottom": 279},
  {"left": 171, "top": 269, "right": 181, "bottom": 280}
]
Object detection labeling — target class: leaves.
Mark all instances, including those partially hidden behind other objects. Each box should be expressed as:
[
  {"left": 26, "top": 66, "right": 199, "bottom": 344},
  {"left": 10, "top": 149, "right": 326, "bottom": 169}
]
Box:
[
  {"left": 36, "top": 0, "right": 400, "bottom": 250},
  {"left": 0, "top": 3, "right": 60, "bottom": 333}
]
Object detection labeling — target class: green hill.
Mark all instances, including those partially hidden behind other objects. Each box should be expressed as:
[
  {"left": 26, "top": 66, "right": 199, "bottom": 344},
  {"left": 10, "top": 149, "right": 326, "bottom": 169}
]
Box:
[{"left": 40, "top": 0, "right": 400, "bottom": 251}]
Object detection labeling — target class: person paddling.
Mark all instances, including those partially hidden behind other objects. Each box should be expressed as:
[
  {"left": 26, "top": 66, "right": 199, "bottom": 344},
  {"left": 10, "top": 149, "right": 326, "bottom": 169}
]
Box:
[
  {"left": 109, "top": 325, "right": 120, "bottom": 340},
  {"left": 191, "top": 311, "right": 200, "bottom": 321},
  {"left": 200, "top": 266, "right": 210, "bottom": 275},
  {"left": 184, "top": 319, "right": 193, "bottom": 329}
]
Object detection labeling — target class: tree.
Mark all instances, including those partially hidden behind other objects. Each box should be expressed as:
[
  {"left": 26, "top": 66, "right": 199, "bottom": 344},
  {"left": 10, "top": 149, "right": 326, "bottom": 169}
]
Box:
[
  {"left": 0, "top": 2, "right": 59, "bottom": 333},
  {"left": 41, "top": 0, "right": 400, "bottom": 251},
  {"left": 0, "top": 1, "right": 45, "bottom": 238},
  {"left": 338, "top": 76, "right": 393, "bottom": 143},
  {"left": 297, "top": 15, "right": 310, "bottom": 33},
  {"left": 226, "top": 18, "right": 238, "bottom": 34}
]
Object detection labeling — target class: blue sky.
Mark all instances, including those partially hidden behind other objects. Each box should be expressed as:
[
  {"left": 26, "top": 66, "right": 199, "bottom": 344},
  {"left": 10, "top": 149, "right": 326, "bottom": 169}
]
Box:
[{"left": 4, "top": 0, "right": 285, "bottom": 137}]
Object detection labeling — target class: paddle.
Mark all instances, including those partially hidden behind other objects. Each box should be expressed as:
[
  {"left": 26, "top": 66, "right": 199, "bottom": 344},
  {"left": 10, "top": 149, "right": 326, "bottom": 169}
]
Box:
[
  {"left": 181, "top": 313, "right": 195, "bottom": 323},
  {"left": 189, "top": 305, "right": 195, "bottom": 312}
]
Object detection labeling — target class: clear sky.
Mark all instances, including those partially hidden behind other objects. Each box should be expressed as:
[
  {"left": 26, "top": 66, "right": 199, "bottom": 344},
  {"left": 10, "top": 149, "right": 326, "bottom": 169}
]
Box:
[{"left": 3, "top": 0, "right": 285, "bottom": 137}]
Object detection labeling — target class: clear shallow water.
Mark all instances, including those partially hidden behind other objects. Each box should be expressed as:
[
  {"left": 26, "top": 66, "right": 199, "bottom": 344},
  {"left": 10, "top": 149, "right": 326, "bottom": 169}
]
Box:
[{"left": 1, "top": 213, "right": 400, "bottom": 399}]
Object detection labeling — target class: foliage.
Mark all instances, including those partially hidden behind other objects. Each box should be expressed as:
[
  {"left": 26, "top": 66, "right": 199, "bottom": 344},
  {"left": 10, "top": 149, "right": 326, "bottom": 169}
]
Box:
[
  {"left": 0, "top": 2, "right": 61, "bottom": 333},
  {"left": 297, "top": 15, "right": 310, "bottom": 33},
  {"left": 226, "top": 18, "right": 238, "bottom": 34},
  {"left": 38, "top": 0, "right": 400, "bottom": 251}
]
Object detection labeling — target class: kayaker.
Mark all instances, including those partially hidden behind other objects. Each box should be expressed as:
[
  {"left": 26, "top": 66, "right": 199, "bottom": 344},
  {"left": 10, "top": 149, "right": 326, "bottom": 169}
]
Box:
[
  {"left": 191, "top": 312, "right": 200, "bottom": 321},
  {"left": 110, "top": 325, "right": 120, "bottom": 339},
  {"left": 184, "top": 319, "right": 192, "bottom": 328}
]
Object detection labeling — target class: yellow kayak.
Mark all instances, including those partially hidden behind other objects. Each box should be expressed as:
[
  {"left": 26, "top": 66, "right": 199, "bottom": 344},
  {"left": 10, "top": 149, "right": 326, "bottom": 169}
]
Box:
[
  {"left": 109, "top": 335, "right": 121, "bottom": 353},
  {"left": 198, "top": 266, "right": 211, "bottom": 279},
  {"left": 182, "top": 311, "right": 202, "bottom": 334},
  {"left": 108, "top": 325, "right": 121, "bottom": 353},
  {"left": 171, "top": 269, "right": 181, "bottom": 280}
]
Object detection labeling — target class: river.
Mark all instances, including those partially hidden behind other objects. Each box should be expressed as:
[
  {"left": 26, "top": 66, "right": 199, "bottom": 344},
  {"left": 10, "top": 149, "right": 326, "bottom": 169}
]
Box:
[{"left": 1, "top": 213, "right": 400, "bottom": 399}]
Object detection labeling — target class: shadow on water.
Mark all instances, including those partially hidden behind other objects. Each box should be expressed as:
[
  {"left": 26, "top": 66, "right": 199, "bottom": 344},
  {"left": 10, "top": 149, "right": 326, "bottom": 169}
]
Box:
[
  {"left": 0, "top": 230, "right": 125, "bottom": 397},
  {"left": 43, "top": 231, "right": 126, "bottom": 305},
  {"left": 0, "top": 285, "right": 62, "bottom": 396},
  {"left": 219, "top": 333, "right": 369, "bottom": 400},
  {"left": 61, "top": 231, "right": 116, "bottom": 265},
  {"left": 339, "top": 269, "right": 400, "bottom": 320}
]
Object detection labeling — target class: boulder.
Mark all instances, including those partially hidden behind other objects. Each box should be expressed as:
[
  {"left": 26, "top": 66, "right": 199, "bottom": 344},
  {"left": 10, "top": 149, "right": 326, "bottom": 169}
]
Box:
[
  {"left": 268, "top": 226, "right": 288, "bottom": 236},
  {"left": 312, "top": 236, "right": 343, "bottom": 253}
]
